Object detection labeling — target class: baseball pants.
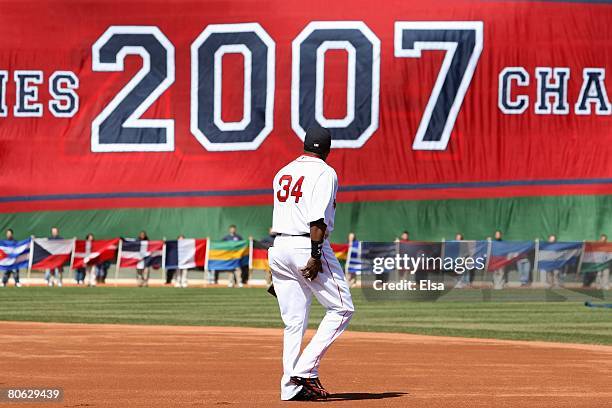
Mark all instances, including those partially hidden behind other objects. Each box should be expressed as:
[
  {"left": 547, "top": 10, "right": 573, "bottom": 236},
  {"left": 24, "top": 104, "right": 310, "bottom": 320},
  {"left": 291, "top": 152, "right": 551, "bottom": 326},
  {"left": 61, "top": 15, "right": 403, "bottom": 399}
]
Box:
[{"left": 268, "top": 236, "right": 354, "bottom": 400}]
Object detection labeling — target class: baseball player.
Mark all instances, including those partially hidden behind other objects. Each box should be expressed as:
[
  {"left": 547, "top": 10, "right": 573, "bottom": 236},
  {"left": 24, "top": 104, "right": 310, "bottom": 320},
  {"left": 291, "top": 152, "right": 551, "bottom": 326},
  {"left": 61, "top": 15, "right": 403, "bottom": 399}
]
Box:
[{"left": 268, "top": 125, "right": 354, "bottom": 401}]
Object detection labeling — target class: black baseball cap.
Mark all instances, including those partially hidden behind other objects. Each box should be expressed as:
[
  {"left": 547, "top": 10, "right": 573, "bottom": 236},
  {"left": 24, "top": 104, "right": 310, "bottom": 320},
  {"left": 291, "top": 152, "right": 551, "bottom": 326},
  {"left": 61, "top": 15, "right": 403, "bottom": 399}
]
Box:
[{"left": 304, "top": 125, "right": 332, "bottom": 155}]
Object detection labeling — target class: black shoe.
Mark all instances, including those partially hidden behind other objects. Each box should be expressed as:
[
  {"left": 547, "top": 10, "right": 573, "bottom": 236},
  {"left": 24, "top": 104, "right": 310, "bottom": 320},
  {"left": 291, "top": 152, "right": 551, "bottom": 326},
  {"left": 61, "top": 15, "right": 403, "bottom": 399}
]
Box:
[
  {"left": 290, "top": 376, "right": 329, "bottom": 398},
  {"left": 289, "top": 386, "right": 320, "bottom": 401}
]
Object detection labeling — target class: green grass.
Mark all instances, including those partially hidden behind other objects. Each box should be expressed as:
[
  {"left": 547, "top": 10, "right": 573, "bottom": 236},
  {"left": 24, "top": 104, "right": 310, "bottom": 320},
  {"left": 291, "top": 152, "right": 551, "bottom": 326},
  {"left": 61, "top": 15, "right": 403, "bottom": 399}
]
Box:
[{"left": 0, "top": 287, "right": 611, "bottom": 345}]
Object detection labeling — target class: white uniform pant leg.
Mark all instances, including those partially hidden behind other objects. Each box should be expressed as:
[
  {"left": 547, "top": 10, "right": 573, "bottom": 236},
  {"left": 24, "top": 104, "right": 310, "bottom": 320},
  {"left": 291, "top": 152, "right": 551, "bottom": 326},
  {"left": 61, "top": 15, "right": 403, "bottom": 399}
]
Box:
[
  {"left": 268, "top": 246, "right": 312, "bottom": 400},
  {"left": 292, "top": 243, "right": 354, "bottom": 379}
]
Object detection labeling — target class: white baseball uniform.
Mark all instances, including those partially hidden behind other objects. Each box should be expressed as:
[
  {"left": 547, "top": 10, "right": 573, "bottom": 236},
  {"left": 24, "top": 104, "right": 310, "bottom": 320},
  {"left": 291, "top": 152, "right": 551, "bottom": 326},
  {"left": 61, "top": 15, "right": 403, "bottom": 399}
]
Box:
[{"left": 269, "top": 154, "right": 354, "bottom": 400}]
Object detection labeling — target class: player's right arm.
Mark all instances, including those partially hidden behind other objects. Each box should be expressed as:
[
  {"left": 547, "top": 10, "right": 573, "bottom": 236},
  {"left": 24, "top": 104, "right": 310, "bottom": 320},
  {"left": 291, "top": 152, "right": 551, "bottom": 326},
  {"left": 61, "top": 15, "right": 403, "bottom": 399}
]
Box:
[{"left": 301, "top": 168, "right": 335, "bottom": 280}]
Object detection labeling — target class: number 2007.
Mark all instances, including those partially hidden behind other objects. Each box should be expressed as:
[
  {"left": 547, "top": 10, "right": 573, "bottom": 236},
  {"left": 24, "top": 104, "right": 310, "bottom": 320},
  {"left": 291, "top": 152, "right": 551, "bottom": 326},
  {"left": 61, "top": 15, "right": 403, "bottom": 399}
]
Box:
[{"left": 92, "top": 22, "right": 482, "bottom": 153}]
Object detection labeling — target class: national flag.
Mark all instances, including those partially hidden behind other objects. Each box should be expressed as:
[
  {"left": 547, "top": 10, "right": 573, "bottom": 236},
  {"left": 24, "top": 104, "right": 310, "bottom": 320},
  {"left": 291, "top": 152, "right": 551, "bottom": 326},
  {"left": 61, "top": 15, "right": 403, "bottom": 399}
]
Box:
[
  {"left": 72, "top": 239, "right": 119, "bottom": 269},
  {"left": 331, "top": 243, "right": 349, "bottom": 269},
  {"left": 331, "top": 243, "right": 349, "bottom": 262},
  {"left": 360, "top": 242, "right": 397, "bottom": 275},
  {"left": 488, "top": 241, "right": 535, "bottom": 271},
  {"left": 119, "top": 238, "right": 163, "bottom": 269},
  {"left": 347, "top": 240, "right": 363, "bottom": 275},
  {"left": 537, "top": 242, "right": 582, "bottom": 271},
  {"left": 444, "top": 240, "right": 488, "bottom": 259},
  {"left": 0, "top": 238, "right": 31, "bottom": 271},
  {"left": 399, "top": 241, "right": 443, "bottom": 258},
  {"left": 249, "top": 240, "right": 269, "bottom": 271},
  {"left": 443, "top": 240, "right": 488, "bottom": 271},
  {"left": 31, "top": 238, "right": 74, "bottom": 270},
  {"left": 165, "top": 239, "right": 207, "bottom": 269},
  {"left": 207, "top": 240, "right": 249, "bottom": 271},
  {"left": 398, "top": 241, "right": 443, "bottom": 272},
  {"left": 581, "top": 242, "right": 612, "bottom": 273}
]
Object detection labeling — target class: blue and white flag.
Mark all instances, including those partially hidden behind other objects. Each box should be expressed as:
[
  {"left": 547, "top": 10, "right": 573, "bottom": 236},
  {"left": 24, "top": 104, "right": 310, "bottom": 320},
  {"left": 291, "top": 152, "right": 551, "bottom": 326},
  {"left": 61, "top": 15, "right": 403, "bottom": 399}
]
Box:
[
  {"left": 537, "top": 242, "right": 582, "bottom": 271},
  {"left": 361, "top": 242, "right": 397, "bottom": 276},
  {"left": 0, "top": 238, "right": 31, "bottom": 271},
  {"left": 347, "top": 240, "right": 362, "bottom": 275},
  {"left": 119, "top": 238, "right": 164, "bottom": 269}
]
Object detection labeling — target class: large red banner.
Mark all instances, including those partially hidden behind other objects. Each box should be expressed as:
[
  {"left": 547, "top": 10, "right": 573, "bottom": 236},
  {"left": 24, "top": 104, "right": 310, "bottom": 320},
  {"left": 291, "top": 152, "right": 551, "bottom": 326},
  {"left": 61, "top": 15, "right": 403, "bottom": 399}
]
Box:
[{"left": 0, "top": 0, "right": 610, "bottom": 213}]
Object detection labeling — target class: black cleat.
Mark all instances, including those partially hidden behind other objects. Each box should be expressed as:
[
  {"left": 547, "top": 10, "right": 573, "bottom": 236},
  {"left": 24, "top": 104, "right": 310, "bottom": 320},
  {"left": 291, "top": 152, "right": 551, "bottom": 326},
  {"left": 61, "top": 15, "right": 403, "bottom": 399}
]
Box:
[
  {"left": 290, "top": 376, "right": 329, "bottom": 398},
  {"left": 289, "top": 386, "right": 321, "bottom": 401}
]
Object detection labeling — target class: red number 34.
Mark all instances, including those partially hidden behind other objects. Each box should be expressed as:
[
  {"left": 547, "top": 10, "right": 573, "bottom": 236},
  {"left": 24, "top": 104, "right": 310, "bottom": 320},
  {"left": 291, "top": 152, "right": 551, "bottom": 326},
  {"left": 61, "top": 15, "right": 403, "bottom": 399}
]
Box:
[{"left": 277, "top": 175, "right": 304, "bottom": 203}]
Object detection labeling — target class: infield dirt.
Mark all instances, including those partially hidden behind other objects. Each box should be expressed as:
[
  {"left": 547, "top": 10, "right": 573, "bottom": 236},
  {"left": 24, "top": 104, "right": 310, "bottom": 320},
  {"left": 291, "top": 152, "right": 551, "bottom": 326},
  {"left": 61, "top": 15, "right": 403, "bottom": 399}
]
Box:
[{"left": 1, "top": 322, "right": 611, "bottom": 407}]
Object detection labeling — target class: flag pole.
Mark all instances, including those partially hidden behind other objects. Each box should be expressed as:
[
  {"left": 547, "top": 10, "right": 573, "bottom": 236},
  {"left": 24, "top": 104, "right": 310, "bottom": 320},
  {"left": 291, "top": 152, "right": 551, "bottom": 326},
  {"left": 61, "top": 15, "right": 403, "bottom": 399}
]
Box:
[
  {"left": 577, "top": 240, "right": 586, "bottom": 276},
  {"left": 114, "top": 239, "right": 122, "bottom": 287},
  {"left": 484, "top": 237, "right": 492, "bottom": 273},
  {"left": 204, "top": 237, "right": 210, "bottom": 286},
  {"left": 68, "top": 237, "right": 76, "bottom": 281},
  {"left": 248, "top": 237, "right": 253, "bottom": 270},
  {"left": 345, "top": 236, "right": 353, "bottom": 275},
  {"left": 161, "top": 237, "right": 167, "bottom": 282},
  {"left": 534, "top": 239, "right": 541, "bottom": 284},
  {"left": 440, "top": 237, "right": 446, "bottom": 280},
  {"left": 357, "top": 240, "right": 362, "bottom": 287},
  {"left": 394, "top": 238, "right": 400, "bottom": 281},
  {"left": 27, "top": 235, "right": 34, "bottom": 282}
]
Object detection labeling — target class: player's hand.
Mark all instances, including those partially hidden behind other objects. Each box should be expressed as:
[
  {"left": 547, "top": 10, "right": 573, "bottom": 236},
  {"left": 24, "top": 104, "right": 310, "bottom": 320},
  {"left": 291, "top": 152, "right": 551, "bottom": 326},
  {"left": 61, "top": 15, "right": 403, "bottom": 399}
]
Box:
[{"left": 301, "top": 257, "right": 323, "bottom": 280}]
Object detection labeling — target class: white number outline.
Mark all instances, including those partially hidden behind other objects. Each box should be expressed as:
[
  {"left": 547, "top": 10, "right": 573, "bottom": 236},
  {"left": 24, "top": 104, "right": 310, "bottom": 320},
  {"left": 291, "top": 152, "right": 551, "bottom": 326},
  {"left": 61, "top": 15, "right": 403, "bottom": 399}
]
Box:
[
  {"left": 91, "top": 26, "right": 175, "bottom": 152},
  {"left": 315, "top": 41, "right": 356, "bottom": 127},
  {"left": 190, "top": 23, "right": 275, "bottom": 151},
  {"left": 291, "top": 21, "right": 380, "bottom": 149},
  {"left": 213, "top": 44, "right": 252, "bottom": 131},
  {"left": 394, "top": 21, "right": 483, "bottom": 151}
]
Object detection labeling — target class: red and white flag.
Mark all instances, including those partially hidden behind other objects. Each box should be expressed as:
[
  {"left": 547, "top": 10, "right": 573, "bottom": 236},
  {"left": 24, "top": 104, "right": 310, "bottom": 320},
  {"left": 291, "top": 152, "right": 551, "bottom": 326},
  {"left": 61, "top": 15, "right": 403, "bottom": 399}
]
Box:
[
  {"left": 71, "top": 239, "right": 119, "bottom": 269},
  {"left": 31, "top": 238, "right": 74, "bottom": 270},
  {"left": 119, "top": 239, "right": 164, "bottom": 269}
]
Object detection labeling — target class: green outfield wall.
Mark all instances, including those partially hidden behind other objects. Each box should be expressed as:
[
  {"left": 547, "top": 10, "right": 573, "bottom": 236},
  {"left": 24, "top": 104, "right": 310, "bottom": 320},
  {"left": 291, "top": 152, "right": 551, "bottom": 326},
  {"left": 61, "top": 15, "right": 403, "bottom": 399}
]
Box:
[{"left": 1, "top": 195, "right": 611, "bottom": 242}]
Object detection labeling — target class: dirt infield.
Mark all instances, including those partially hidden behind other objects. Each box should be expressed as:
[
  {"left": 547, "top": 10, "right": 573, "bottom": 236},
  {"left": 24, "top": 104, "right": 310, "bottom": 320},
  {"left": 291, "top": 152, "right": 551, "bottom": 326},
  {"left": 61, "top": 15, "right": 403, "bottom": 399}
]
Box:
[{"left": 1, "top": 322, "right": 611, "bottom": 407}]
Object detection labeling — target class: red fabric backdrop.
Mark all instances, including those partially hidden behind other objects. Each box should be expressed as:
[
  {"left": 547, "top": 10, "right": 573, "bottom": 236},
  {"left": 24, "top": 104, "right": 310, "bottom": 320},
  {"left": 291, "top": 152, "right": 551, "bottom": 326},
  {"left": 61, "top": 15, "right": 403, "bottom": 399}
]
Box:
[{"left": 0, "top": 0, "right": 610, "bottom": 213}]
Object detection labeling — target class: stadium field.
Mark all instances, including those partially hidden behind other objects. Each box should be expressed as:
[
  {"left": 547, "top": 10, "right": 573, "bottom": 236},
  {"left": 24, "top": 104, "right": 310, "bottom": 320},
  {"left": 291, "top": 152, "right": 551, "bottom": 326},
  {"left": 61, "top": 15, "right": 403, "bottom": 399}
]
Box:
[{"left": 1, "top": 287, "right": 610, "bottom": 345}]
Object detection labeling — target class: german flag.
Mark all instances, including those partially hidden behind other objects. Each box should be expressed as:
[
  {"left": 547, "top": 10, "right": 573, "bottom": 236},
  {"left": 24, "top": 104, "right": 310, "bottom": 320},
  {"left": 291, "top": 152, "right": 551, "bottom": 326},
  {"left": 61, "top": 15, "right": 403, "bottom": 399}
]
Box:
[{"left": 250, "top": 240, "right": 270, "bottom": 271}]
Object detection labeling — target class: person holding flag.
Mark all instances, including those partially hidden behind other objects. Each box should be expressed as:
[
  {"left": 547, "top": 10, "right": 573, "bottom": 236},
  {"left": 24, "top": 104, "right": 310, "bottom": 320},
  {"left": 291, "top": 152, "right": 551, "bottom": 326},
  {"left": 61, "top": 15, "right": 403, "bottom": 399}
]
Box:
[
  {"left": 84, "top": 233, "right": 97, "bottom": 287},
  {"left": 136, "top": 231, "right": 150, "bottom": 287},
  {"left": 45, "top": 227, "right": 65, "bottom": 287},
  {"left": 596, "top": 234, "right": 610, "bottom": 290},
  {"left": 542, "top": 234, "right": 562, "bottom": 288},
  {"left": 346, "top": 232, "right": 360, "bottom": 287},
  {"left": 1, "top": 228, "right": 25, "bottom": 287}
]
